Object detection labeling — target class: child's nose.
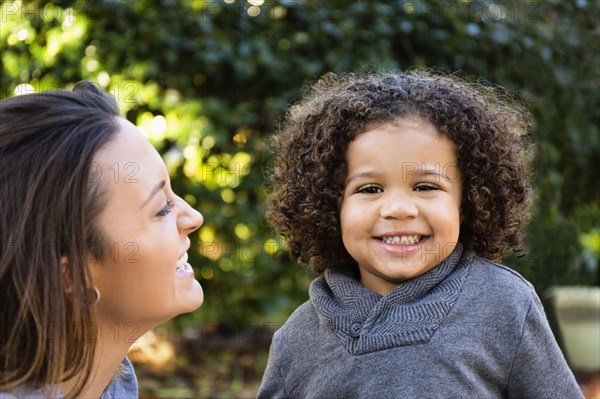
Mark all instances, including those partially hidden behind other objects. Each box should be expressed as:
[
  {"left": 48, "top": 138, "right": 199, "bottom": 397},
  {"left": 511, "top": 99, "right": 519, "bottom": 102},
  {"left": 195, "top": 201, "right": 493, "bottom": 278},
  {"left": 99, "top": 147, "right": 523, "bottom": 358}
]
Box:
[{"left": 379, "top": 193, "right": 418, "bottom": 219}]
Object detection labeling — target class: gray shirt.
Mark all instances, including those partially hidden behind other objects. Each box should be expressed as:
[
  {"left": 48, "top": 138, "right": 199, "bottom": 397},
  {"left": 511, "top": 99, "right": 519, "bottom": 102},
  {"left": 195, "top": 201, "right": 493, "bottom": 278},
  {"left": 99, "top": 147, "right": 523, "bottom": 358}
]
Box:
[
  {"left": 0, "top": 357, "right": 138, "bottom": 399},
  {"left": 258, "top": 245, "right": 583, "bottom": 399}
]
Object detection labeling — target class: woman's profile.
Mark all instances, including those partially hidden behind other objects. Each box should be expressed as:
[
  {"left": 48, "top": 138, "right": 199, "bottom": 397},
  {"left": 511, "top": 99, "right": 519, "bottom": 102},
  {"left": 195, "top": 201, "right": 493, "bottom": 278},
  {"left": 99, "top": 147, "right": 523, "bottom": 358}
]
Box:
[{"left": 0, "top": 81, "right": 204, "bottom": 398}]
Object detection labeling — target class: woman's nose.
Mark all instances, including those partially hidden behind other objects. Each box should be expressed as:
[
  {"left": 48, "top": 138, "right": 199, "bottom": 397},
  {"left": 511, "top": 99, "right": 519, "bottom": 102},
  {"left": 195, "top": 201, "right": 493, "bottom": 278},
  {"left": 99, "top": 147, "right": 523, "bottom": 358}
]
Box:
[{"left": 178, "top": 198, "right": 203, "bottom": 234}]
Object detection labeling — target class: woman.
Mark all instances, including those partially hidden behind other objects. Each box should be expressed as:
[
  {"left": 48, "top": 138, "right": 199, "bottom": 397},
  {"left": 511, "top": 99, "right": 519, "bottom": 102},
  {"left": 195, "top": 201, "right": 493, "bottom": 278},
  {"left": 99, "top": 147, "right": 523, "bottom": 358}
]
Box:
[{"left": 0, "top": 81, "right": 204, "bottom": 398}]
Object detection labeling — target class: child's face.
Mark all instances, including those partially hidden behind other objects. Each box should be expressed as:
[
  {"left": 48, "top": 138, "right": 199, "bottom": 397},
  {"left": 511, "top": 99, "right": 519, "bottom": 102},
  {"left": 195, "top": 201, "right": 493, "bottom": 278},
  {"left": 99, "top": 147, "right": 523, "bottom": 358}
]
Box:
[{"left": 339, "top": 117, "right": 462, "bottom": 295}]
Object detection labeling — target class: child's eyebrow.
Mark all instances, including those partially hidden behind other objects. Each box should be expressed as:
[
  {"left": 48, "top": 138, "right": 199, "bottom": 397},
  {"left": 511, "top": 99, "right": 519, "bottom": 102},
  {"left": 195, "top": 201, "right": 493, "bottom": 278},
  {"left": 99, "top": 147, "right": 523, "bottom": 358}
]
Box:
[
  {"left": 416, "top": 168, "right": 460, "bottom": 182},
  {"left": 345, "top": 171, "right": 377, "bottom": 185},
  {"left": 420, "top": 169, "right": 444, "bottom": 176},
  {"left": 345, "top": 166, "right": 459, "bottom": 185}
]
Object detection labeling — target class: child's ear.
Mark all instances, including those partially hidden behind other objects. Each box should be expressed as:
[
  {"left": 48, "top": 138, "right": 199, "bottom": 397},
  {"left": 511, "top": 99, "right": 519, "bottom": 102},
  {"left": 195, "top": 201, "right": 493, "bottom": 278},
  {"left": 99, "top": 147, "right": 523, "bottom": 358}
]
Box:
[{"left": 61, "top": 255, "right": 74, "bottom": 295}]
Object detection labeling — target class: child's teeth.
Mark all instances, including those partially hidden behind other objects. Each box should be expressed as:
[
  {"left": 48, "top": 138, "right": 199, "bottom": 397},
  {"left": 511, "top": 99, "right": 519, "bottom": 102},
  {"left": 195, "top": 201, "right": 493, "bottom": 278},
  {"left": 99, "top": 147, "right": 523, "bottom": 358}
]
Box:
[{"left": 382, "top": 235, "right": 421, "bottom": 245}]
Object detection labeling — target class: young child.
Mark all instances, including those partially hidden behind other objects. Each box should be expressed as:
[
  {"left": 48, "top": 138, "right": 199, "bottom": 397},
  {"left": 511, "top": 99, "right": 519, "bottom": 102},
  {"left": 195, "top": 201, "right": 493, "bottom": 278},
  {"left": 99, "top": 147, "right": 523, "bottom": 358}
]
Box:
[{"left": 258, "top": 71, "right": 583, "bottom": 398}]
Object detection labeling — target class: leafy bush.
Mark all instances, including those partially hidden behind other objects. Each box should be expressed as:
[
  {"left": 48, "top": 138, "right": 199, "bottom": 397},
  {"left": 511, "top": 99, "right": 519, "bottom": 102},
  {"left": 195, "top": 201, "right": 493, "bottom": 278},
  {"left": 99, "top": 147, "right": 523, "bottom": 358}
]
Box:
[{"left": 2, "top": 0, "right": 598, "bottom": 331}]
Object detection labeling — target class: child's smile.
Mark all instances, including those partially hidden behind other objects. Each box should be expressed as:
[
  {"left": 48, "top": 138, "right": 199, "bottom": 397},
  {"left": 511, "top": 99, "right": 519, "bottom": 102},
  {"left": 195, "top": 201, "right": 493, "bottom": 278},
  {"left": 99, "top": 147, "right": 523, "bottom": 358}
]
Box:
[
  {"left": 379, "top": 234, "right": 423, "bottom": 245},
  {"left": 376, "top": 232, "right": 428, "bottom": 256},
  {"left": 340, "top": 117, "right": 462, "bottom": 295}
]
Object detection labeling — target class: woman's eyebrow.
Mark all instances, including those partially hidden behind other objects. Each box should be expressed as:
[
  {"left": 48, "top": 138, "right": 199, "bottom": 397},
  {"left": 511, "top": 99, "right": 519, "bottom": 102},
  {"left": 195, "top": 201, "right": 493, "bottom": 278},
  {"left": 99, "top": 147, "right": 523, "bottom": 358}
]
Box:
[{"left": 141, "top": 180, "right": 166, "bottom": 209}]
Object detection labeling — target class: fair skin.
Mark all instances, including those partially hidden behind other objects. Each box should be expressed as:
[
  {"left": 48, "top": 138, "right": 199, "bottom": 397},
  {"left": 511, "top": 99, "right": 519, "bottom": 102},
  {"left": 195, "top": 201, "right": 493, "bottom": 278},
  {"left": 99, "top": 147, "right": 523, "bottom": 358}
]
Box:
[
  {"left": 340, "top": 117, "right": 462, "bottom": 296},
  {"left": 60, "top": 118, "right": 203, "bottom": 398}
]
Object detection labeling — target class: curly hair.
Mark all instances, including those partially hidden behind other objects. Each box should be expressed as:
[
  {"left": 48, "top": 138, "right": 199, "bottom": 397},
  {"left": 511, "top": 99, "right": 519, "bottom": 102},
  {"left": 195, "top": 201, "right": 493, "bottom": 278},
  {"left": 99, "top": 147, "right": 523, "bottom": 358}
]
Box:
[{"left": 266, "top": 70, "right": 533, "bottom": 273}]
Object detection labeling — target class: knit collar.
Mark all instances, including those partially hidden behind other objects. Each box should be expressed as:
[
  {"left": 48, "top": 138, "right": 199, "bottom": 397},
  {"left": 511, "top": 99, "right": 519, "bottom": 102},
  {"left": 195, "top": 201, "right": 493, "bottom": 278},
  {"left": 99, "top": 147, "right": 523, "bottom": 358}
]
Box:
[{"left": 309, "top": 243, "right": 471, "bottom": 355}]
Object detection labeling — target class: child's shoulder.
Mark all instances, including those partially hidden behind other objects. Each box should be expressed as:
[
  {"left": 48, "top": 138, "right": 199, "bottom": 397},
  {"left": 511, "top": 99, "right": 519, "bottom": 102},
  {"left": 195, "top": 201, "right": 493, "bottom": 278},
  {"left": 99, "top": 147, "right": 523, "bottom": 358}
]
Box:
[
  {"left": 470, "top": 255, "right": 533, "bottom": 285},
  {"left": 466, "top": 254, "right": 536, "bottom": 301},
  {"left": 278, "top": 299, "right": 319, "bottom": 332},
  {"left": 269, "top": 299, "right": 321, "bottom": 354},
  {"left": 451, "top": 255, "right": 544, "bottom": 332}
]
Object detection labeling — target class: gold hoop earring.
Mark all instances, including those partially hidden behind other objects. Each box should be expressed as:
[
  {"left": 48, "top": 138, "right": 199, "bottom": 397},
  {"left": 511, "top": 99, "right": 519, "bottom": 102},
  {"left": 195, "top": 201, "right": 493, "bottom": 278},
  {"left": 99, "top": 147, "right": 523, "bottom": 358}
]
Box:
[
  {"left": 86, "top": 286, "right": 101, "bottom": 305},
  {"left": 93, "top": 286, "right": 100, "bottom": 304}
]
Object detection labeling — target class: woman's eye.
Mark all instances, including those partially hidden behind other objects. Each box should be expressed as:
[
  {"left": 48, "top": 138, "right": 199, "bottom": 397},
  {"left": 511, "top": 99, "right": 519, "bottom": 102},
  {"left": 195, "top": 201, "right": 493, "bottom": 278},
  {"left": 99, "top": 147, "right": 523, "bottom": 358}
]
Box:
[
  {"left": 156, "top": 198, "right": 175, "bottom": 216},
  {"left": 414, "top": 184, "right": 439, "bottom": 192},
  {"left": 357, "top": 184, "right": 382, "bottom": 194}
]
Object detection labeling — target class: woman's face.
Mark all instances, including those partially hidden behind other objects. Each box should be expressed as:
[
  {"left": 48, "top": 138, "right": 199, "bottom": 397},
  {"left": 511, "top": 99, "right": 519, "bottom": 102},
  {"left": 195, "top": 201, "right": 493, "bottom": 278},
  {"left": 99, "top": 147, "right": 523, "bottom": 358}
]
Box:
[{"left": 89, "top": 118, "right": 204, "bottom": 333}]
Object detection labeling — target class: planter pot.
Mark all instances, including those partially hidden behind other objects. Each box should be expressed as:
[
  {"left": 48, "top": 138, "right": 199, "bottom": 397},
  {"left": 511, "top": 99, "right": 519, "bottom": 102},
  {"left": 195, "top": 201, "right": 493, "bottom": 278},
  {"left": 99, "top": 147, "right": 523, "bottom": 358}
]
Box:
[{"left": 548, "top": 286, "right": 600, "bottom": 372}]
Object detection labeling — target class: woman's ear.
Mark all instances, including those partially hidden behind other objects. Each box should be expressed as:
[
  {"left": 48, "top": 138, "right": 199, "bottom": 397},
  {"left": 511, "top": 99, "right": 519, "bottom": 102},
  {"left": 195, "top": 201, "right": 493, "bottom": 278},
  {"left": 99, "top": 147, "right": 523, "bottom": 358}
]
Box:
[{"left": 61, "top": 255, "right": 74, "bottom": 295}]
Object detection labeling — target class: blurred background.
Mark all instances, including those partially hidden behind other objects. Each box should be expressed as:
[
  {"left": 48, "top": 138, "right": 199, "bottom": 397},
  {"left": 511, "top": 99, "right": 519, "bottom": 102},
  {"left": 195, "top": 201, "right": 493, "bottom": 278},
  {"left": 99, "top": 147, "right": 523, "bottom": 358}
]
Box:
[{"left": 1, "top": 0, "right": 599, "bottom": 397}]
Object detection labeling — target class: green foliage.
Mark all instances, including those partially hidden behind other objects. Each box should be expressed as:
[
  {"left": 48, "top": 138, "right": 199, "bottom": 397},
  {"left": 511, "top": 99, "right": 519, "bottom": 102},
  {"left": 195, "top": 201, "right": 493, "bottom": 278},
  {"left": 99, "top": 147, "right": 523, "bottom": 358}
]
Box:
[{"left": 2, "top": 0, "right": 598, "bottom": 331}]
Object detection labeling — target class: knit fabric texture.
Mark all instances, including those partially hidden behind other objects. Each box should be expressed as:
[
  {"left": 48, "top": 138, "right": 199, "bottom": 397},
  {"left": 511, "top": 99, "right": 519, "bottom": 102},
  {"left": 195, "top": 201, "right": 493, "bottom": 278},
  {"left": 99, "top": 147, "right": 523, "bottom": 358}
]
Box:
[
  {"left": 311, "top": 244, "right": 467, "bottom": 355},
  {"left": 258, "top": 245, "right": 583, "bottom": 399}
]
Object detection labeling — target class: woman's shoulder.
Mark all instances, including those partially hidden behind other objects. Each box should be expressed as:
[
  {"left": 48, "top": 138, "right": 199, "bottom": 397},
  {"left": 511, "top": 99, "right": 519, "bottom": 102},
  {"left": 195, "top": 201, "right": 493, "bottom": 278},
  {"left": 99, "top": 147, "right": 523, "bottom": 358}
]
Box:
[
  {"left": 0, "top": 358, "right": 136, "bottom": 399},
  {"left": 100, "top": 357, "right": 138, "bottom": 399},
  {"left": 0, "top": 385, "right": 61, "bottom": 399}
]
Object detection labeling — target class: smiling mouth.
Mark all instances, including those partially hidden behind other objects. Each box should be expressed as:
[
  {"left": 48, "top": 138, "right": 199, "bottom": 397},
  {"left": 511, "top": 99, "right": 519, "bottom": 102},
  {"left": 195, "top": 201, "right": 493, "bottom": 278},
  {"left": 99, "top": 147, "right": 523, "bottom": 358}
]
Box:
[
  {"left": 378, "top": 235, "right": 425, "bottom": 245},
  {"left": 176, "top": 252, "right": 189, "bottom": 271}
]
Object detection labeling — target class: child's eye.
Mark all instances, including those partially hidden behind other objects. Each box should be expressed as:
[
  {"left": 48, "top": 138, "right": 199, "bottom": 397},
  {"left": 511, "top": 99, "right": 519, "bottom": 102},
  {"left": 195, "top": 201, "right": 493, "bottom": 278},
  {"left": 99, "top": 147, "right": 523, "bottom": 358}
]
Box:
[
  {"left": 414, "top": 184, "right": 439, "bottom": 192},
  {"left": 156, "top": 198, "right": 175, "bottom": 216},
  {"left": 357, "top": 184, "right": 383, "bottom": 194}
]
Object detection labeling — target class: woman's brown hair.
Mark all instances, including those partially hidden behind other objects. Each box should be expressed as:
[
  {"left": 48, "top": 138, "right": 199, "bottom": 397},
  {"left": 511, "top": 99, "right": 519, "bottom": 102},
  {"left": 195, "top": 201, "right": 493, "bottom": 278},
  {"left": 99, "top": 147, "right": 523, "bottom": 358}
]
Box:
[
  {"left": 0, "top": 81, "right": 120, "bottom": 397},
  {"left": 266, "top": 71, "right": 532, "bottom": 273}
]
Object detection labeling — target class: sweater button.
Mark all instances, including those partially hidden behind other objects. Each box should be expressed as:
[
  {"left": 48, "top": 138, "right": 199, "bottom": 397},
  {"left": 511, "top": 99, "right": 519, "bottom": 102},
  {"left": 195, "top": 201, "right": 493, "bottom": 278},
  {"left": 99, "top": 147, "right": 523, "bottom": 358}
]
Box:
[{"left": 349, "top": 322, "right": 362, "bottom": 337}]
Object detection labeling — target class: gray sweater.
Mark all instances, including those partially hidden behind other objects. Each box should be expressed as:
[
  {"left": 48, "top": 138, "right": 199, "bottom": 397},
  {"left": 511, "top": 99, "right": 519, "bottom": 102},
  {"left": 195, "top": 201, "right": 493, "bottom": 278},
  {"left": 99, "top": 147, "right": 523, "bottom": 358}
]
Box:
[{"left": 258, "top": 245, "right": 583, "bottom": 399}]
